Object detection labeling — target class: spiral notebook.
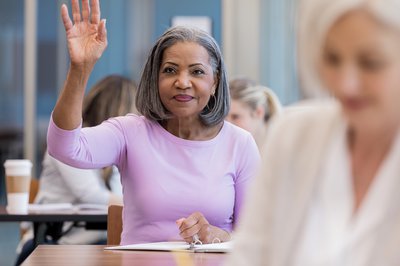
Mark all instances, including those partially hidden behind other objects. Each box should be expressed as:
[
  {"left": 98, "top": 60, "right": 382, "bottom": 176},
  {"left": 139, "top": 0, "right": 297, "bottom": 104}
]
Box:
[{"left": 104, "top": 241, "right": 232, "bottom": 253}]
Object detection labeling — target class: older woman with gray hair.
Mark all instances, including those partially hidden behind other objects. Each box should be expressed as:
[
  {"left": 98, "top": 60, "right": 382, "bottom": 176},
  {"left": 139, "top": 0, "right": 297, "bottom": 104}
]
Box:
[
  {"left": 47, "top": 0, "right": 259, "bottom": 245},
  {"left": 227, "top": 0, "right": 400, "bottom": 265}
]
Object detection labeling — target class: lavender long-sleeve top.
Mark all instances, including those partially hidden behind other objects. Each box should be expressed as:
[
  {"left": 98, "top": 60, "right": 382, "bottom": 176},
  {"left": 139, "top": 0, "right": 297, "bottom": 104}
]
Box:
[{"left": 47, "top": 114, "right": 260, "bottom": 245}]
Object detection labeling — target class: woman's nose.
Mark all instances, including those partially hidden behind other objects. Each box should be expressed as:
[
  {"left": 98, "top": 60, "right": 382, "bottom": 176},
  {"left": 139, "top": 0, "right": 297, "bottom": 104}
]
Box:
[
  {"left": 336, "top": 66, "right": 361, "bottom": 96},
  {"left": 175, "top": 73, "right": 192, "bottom": 89}
]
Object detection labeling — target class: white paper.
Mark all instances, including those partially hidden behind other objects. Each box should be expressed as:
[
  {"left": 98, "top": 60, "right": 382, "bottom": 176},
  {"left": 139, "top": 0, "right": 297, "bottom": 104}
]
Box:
[
  {"left": 28, "top": 203, "right": 73, "bottom": 212},
  {"left": 28, "top": 203, "right": 108, "bottom": 213},
  {"left": 74, "top": 203, "right": 108, "bottom": 211},
  {"left": 104, "top": 241, "right": 232, "bottom": 253},
  {"left": 192, "top": 241, "right": 233, "bottom": 253}
]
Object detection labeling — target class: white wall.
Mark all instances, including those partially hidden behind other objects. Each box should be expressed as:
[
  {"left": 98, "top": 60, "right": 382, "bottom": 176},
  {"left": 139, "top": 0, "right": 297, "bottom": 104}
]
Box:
[
  {"left": 222, "top": 0, "right": 261, "bottom": 83},
  {"left": 222, "top": 0, "right": 300, "bottom": 105}
]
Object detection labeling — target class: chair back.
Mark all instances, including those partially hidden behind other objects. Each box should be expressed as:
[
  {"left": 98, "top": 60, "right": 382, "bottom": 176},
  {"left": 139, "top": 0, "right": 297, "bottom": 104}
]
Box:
[{"left": 107, "top": 205, "right": 123, "bottom": 245}]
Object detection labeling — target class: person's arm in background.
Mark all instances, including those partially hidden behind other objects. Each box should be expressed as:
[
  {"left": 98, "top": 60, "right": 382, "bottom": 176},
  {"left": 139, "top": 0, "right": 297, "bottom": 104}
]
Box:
[{"left": 50, "top": 155, "right": 122, "bottom": 205}]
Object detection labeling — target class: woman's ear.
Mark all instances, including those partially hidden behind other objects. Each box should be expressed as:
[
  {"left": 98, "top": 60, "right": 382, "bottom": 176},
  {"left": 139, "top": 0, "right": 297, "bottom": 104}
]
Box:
[
  {"left": 211, "top": 85, "right": 217, "bottom": 95},
  {"left": 212, "top": 72, "right": 219, "bottom": 94}
]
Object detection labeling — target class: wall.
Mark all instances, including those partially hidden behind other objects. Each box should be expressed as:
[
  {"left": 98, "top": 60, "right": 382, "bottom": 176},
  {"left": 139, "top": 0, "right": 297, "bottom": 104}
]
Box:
[
  {"left": 154, "top": 0, "right": 222, "bottom": 44},
  {"left": 260, "top": 0, "right": 299, "bottom": 104},
  {"left": 222, "top": 0, "right": 299, "bottom": 105},
  {"left": 222, "top": 0, "right": 261, "bottom": 84}
]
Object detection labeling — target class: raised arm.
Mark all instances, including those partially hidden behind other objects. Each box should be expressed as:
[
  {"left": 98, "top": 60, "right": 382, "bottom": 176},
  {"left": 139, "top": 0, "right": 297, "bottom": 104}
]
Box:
[{"left": 53, "top": 0, "right": 107, "bottom": 130}]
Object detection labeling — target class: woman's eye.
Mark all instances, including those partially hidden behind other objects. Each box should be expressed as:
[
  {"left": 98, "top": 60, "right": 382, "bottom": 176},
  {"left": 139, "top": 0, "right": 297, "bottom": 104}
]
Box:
[
  {"left": 360, "top": 59, "right": 385, "bottom": 71},
  {"left": 323, "top": 52, "right": 341, "bottom": 67},
  {"left": 192, "top": 69, "right": 205, "bottom": 75},
  {"left": 231, "top": 114, "right": 240, "bottom": 120},
  {"left": 162, "top": 67, "right": 176, "bottom": 74}
]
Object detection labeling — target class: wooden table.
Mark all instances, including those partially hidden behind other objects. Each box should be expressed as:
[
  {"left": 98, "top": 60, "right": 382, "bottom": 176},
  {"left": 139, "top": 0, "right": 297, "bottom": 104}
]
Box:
[
  {"left": 0, "top": 206, "right": 107, "bottom": 245},
  {"left": 22, "top": 245, "right": 227, "bottom": 266}
]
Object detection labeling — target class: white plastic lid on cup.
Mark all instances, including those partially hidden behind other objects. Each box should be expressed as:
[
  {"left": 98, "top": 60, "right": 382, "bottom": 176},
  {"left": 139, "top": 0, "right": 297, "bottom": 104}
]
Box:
[{"left": 4, "top": 159, "right": 32, "bottom": 176}]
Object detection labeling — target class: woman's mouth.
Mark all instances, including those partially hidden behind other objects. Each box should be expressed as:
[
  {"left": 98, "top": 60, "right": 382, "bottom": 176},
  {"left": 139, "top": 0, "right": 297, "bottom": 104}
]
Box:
[
  {"left": 342, "top": 98, "right": 368, "bottom": 111},
  {"left": 174, "top": 95, "right": 194, "bottom": 102}
]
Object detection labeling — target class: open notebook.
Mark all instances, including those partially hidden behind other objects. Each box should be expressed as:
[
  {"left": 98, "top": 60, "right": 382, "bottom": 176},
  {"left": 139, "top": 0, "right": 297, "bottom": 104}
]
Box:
[{"left": 104, "top": 241, "right": 233, "bottom": 253}]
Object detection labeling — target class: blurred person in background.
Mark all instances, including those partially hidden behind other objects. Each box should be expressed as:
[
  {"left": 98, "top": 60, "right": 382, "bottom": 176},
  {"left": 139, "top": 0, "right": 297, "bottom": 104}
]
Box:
[
  {"left": 16, "top": 75, "right": 137, "bottom": 265},
  {"left": 36, "top": 74, "right": 137, "bottom": 220},
  {"left": 227, "top": 0, "right": 400, "bottom": 265},
  {"left": 227, "top": 78, "right": 282, "bottom": 149}
]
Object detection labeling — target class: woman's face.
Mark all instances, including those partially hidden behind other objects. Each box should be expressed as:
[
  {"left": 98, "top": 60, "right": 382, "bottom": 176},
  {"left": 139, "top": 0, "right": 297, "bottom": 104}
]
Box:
[
  {"left": 320, "top": 11, "right": 400, "bottom": 131},
  {"left": 158, "top": 41, "right": 217, "bottom": 120},
  {"left": 227, "top": 99, "right": 264, "bottom": 136}
]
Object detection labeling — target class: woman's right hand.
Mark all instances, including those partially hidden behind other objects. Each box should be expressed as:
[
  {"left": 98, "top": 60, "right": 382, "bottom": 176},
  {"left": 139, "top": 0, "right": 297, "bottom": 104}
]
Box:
[
  {"left": 61, "top": 0, "right": 107, "bottom": 71},
  {"left": 176, "top": 212, "right": 231, "bottom": 244}
]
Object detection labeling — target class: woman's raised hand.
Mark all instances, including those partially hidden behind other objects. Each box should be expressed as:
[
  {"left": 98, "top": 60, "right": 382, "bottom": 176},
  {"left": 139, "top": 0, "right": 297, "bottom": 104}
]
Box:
[
  {"left": 61, "top": 0, "right": 107, "bottom": 70},
  {"left": 53, "top": 0, "right": 107, "bottom": 129}
]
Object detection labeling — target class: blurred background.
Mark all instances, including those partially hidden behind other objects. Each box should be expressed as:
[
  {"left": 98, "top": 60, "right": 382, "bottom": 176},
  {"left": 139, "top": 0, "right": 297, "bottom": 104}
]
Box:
[{"left": 0, "top": 0, "right": 297, "bottom": 264}]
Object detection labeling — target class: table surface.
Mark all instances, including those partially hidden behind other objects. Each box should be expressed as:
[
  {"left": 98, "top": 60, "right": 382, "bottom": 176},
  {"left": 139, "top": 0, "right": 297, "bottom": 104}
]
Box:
[
  {"left": 0, "top": 205, "right": 107, "bottom": 222},
  {"left": 22, "top": 245, "right": 227, "bottom": 266}
]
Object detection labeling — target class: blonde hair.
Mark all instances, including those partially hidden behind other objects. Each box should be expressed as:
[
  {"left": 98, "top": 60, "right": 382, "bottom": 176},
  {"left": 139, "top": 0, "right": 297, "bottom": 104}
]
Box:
[
  {"left": 298, "top": 0, "right": 400, "bottom": 97},
  {"left": 230, "top": 79, "right": 282, "bottom": 122}
]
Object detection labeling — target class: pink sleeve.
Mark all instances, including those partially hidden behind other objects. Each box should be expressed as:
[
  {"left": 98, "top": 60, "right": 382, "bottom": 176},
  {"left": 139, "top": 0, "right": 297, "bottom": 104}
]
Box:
[
  {"left": 233, "top": 135, "right": 261, "bottom": 227},
  {"left": 47, "top": 115, "right": 126, "bottom": 169}
]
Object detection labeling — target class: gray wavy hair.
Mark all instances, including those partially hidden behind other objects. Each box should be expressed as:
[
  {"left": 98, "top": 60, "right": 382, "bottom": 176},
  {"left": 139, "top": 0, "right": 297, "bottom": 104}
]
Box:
[
  {"left": 136, "top": 26, "right": 230, "bottom": 127},
  {"left": 298, "top": 0, "right": 400, "bottom": 97}
]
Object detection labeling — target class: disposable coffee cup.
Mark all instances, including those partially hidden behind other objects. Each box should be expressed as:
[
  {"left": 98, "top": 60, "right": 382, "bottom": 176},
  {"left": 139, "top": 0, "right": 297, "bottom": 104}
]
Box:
[{"left": 4, "top": 159, "right": 32, "bottom": 214}]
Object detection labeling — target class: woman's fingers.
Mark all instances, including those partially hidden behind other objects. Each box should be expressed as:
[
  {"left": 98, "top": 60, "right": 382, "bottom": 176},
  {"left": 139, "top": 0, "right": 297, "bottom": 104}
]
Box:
[
  {"left": 197, "top": 224, "right": 214, "bottom": 243},
  {"left": 81, "top": 0, "right": 90, "bottom": 22},
  {"left": 179, "top": 223, "right": 202, "bottom": 239},
  {"left": 62, "top": 0, "right": 101, "bottom": 30},
  {"left": 71, "top": 0, "right": 81, "bottom": 23},
  {"left": 181, "top": 223, "right": 213, "bottom": 243},
  {"left": 61, "top": 4, "right": 73, "bottom": 31},
  {"left": 183, "top": 236, "right": 195, "bottom": 243},
  {"left": 177, "top": 212, "right": 210, "bottom": 242},
  {"left": 176, "top": 213, "right": 229, "bottom": 244},
  {"left": 91, "top": 0, "right": 100, "bottom": 24},
  {"left": 178, "top": 212, "right": 206, "bottom": 231}
]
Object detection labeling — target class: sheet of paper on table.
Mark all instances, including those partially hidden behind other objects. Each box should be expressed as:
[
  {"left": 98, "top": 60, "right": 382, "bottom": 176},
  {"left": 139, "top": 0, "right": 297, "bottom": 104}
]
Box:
[
  {"left": 28, "top": 203, "right": 108, "bottom": 212},
  {"left": 104, "top": 241, "right": 233, "bottom": 253}
]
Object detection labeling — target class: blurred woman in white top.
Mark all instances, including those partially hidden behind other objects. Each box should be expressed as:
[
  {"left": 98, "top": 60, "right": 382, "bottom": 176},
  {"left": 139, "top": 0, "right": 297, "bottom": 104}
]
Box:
[
  {"left": 227, "top": 78, "right": 282, "bottom": 148},
  {"left": 227, "top": 0, "right": 400, "bottom": 265},
  {"left": 16, "top": 75, "right": 136, "bottom": 265},
  {"left": 36, "top": 75, "right": 136, "bottom": 242}
]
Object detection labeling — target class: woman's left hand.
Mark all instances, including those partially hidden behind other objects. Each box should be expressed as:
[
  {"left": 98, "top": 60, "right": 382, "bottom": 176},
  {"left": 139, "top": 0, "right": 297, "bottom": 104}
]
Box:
[{"left": 176, "top": 212, "right": 231, "bottom": 244}]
